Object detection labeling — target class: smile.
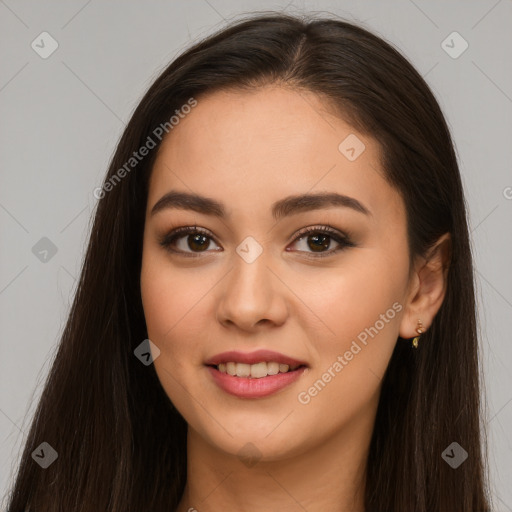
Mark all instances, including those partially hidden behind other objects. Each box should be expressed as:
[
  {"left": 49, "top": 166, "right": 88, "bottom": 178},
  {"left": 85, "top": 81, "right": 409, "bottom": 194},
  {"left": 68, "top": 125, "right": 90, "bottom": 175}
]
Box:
[
  {"left": 215, "top": 361, "right": 302, "bottom": 378},
  {"left": 204, "top": 349, "right": 309, "bottom": 398}
]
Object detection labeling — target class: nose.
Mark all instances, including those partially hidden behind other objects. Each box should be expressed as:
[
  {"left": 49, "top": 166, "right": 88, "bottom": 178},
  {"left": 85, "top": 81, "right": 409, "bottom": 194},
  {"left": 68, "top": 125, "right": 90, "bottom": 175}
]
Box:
[{"left": 215, "top": 251, "right": 289, "bottom": 332}]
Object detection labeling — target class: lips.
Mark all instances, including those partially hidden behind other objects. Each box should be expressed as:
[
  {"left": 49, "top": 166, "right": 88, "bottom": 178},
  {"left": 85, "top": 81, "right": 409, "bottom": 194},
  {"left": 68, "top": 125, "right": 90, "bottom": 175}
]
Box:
[
  {"left": 204, "top": 349, "right": 309, "bottom": 399},
  {"left": 204, "top": 349, "right": 308, "bottom": 368}
]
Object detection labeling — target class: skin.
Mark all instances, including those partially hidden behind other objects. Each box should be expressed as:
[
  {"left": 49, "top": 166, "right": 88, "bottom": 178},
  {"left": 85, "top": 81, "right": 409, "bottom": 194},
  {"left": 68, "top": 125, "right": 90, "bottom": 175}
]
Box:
[{"left": 140, "top": 85, "right": 451, "bottom": 512}]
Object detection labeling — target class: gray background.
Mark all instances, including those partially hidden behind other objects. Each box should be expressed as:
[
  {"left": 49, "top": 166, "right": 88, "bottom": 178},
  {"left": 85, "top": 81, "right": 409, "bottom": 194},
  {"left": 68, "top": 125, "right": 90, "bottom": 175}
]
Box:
[{"left": 0, "top": 0, "right": 511, "bottom": 509}]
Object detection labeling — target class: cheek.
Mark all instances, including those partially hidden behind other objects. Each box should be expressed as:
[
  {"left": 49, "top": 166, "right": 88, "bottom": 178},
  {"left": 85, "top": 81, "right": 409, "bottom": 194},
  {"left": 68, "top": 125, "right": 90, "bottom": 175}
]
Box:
[
  {"left": 140, "top": 249, "right": 205, "bottom": 364},
  {"left": 294, "top": 250, "right": 407, "bottom": 343},
  {"left": 292, "top": 251, "right": 407, "bottom": 417},
  {"left": 140, "top": 254, "right": 213, "bottom": 415},
  {"left": 141, "top": 241, "right": 210, "bottom": 337}
]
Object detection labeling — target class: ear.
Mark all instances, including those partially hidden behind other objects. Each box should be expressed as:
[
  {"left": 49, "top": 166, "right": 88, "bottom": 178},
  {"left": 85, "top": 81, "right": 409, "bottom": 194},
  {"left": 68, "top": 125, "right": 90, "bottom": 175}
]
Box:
[{"left": 399, "top": 232, "right": 452, "bottom": 338}]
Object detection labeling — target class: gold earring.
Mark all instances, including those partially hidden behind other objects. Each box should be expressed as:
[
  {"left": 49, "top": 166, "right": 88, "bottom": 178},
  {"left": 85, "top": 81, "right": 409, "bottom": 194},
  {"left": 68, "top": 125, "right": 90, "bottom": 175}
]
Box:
[{"left": 412, "top": 319, "right": 424, "bottom": 349}]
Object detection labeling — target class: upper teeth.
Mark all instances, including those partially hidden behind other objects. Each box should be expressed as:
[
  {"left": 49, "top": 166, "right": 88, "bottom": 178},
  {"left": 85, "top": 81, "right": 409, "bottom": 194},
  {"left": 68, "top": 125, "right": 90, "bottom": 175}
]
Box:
[{"left": 217, "top": 361, "right": 300, "bottom": 378}]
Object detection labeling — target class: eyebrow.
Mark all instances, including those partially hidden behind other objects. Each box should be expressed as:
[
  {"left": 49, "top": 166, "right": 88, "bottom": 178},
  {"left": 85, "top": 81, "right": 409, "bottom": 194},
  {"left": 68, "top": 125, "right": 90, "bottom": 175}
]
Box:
[{"left": 150, "top": 190, "right": 371, "bottom": 220}]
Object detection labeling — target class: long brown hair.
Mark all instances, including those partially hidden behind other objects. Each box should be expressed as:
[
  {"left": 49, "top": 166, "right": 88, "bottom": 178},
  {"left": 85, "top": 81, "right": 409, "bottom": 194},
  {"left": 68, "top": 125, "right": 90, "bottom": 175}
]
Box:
[{"left": 4, "top": 12, "right": 491, "bottom": 512}]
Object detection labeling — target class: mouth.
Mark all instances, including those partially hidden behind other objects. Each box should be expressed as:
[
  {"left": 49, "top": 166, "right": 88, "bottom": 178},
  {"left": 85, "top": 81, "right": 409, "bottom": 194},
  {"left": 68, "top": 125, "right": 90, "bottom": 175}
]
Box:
[
  {"left": 204, "top": 350, "right": 309, "bottom": 399},
  {"left": 207, "top": 361, "right": 307, "bottom": 379}
]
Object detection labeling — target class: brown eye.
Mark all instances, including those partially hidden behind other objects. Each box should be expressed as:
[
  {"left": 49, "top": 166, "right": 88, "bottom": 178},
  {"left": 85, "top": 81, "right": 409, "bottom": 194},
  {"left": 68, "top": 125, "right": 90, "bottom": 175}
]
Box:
[
  {"left": 186, "top": 233, "right": 210, "bottom": 252},
  {"left": 305, "top": 233, "right": 331, "bottom": 252},
  {"left": 159, "top": 226, "right": 221, "bottom": 256},
  {"left": 159, "top": 224, "right": 355, "bottom": 258},
  {"left": 288, "top": 225, "right": 355, "bottom": 257}
]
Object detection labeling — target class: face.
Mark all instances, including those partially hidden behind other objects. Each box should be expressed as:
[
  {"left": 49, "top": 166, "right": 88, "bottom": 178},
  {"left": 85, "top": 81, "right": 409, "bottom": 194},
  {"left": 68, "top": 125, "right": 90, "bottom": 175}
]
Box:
[{"left": 140, "top": 85, "right": 413, "bottom": 462}]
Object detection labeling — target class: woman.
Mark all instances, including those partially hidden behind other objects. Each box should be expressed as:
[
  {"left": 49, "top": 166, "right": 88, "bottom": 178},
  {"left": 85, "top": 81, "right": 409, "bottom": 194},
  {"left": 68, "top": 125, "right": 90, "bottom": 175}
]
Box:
[{"left": 5, "top": 12, "right": 491, "bottom": 512}]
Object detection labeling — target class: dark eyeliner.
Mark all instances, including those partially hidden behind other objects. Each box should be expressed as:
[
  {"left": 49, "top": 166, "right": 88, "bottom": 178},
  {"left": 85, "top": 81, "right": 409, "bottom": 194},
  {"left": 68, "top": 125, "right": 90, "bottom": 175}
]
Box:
[
  {"left": 158, "top": 224, "right": 355, "bottom": 257},
  {"left": 288, "top": 224, "right": 355, "bottom": 258},
  {"left": 158, "top": 225, "right": 218, "bottom": 257}
]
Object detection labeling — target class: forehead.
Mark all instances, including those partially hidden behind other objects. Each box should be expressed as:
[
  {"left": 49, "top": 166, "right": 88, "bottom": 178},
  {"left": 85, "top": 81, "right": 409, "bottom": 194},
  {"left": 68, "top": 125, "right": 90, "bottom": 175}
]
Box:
[{"left": 147, "top": 86, "right": 403, "bottom": 224}]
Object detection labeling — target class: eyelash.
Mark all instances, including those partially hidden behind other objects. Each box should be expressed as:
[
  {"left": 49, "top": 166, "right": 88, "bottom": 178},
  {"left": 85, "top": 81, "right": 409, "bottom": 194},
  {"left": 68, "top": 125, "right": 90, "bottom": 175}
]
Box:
[{"left": 158, "top": 224, "right": 355, "bottom": 259}]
